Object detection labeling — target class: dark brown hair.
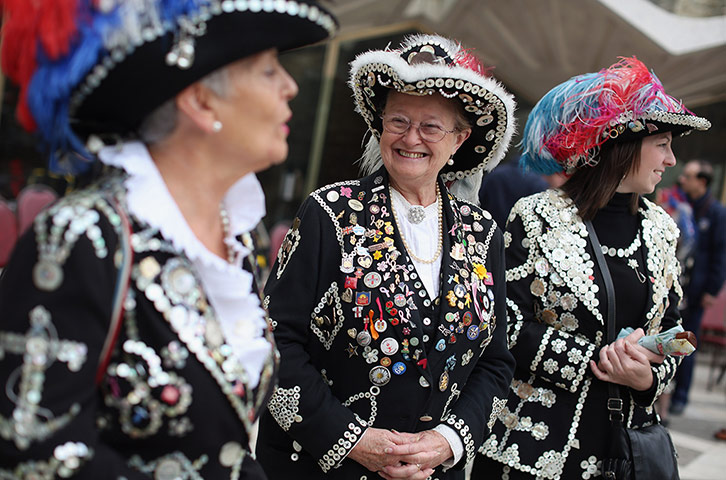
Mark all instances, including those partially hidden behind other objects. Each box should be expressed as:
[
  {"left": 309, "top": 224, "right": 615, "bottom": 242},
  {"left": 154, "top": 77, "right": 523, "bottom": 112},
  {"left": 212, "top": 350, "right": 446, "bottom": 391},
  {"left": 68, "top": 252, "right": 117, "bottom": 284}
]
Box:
[{"left": 561, "top": 139, "right": 642, "bottom": 221}]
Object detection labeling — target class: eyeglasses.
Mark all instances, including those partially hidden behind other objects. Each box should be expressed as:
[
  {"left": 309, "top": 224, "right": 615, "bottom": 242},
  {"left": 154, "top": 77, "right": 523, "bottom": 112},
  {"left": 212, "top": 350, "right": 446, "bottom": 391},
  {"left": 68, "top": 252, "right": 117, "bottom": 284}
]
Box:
[{"left": 381, "top": 115, "right": 456, "bottom": 143}]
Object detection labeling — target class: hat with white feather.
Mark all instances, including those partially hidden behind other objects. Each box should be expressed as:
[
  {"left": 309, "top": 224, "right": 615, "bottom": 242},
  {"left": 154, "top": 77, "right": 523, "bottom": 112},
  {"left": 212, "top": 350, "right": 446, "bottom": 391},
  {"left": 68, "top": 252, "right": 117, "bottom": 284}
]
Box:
[{"left": 349, "top": 34, "right": 516, "bottom": 181}]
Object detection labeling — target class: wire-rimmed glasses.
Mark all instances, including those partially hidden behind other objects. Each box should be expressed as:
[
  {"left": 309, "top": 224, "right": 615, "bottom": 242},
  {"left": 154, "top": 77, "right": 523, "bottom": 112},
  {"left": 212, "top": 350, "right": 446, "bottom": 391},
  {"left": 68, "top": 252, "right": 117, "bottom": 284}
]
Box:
[{"left": 381, "top": 115, "right": 456, "bottom": 143}]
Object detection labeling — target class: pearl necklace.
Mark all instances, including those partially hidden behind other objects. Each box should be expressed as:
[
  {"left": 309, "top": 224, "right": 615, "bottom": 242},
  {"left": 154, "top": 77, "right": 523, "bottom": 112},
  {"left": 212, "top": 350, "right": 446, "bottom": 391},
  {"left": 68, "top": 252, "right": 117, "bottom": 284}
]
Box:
[
  {"left": 219, "top": 204, "right": 236, "bottom": 264},
  {"left": 390, "top": 184, "right": 443, "bottom": 264},
  {"left": 600, "top": 230, "right": 646, "bottom": 283}
]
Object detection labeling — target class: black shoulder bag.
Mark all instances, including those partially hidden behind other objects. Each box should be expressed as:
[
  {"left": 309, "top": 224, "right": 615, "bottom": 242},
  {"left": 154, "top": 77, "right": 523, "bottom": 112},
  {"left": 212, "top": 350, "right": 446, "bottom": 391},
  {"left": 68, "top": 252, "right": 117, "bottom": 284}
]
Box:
[{"left": 585, "top": 220, "right": 680, "bottom": 480}]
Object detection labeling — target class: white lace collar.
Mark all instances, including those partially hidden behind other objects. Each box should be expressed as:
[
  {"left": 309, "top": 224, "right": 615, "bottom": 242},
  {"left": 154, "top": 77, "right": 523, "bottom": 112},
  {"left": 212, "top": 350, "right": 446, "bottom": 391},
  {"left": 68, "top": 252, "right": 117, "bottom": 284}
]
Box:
[
  {"left": 97, "top": 141, "right": 266, "bottom": 267},
  {"left": 98, "top": 141, "right": 271, "bottom": 389}
]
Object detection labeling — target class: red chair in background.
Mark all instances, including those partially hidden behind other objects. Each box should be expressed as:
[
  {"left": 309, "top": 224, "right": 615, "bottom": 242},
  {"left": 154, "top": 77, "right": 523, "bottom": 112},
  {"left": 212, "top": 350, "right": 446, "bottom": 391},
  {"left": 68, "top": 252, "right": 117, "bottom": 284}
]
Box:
[
  {"left": 0, "top": 199, "right": 18, "bottom": 268},
  {"left": 16, "top": 184, "right": 58, "bottom": 236},
  {"left": 700, "top": 284, "right": 726, "bottom": 390}
]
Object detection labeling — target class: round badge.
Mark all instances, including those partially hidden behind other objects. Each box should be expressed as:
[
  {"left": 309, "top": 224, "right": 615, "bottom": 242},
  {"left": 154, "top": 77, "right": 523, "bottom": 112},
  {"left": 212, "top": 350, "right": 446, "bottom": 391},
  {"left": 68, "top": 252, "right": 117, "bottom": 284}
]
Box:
[
  {"left": 369, "top": 204, "right": 381, "bottom": 214},
  {"left": 467, "top": 324, "right": 480, "bottom": 340},
  {"left": 535, "top": 257, "right": 550, "bottom": 276},
  {"left": 462, "top": 311, "right": 473, "bottom": 326},
  {"left": 394, "top": 293, "right": 407, "bottom": 307},
  {"left": 410, "top": 337, "right": 420, "bottom": 347},
  {"left": 356, "top": 330, "right": 372, "bottom": 347},
  {"left": 369, "top": 366, "right": 391, "bottom": 386},
  {"left": 380, "top": 357, "right": 392, "bottom": 367},
  {"left": 435, "top": 339, "right": 446, "bottom": 351},
  {"left": 349, "top": 199, "right": 364, "bottom": 211},
  {"left": 358, "top": 255, "right": 373, "bottom": 268},
  {"left": 460, "top": 205, "right": 471, "bottom": 216},
  {"left": 364, "top": 272, "right": 382, "bottom": 288},
  {"left": 475, "top": 242, "right": 486, "bottom": 255},
  {"left": 219, "top": 441, "right": 243, "bottom": 467},
  {"left": 380, "top": 337, "right": 399, "bottom": 355},
  {"left": 326, "top": 190, "right": 340, "bottom": 202},
  {"left": 454, "top": 284, "right": 467, "bottom": 298},
  {"left": 32, "top": 260, "right": 63, "bottom": 292},
  {"left": 392, "top": 362, "right": 407, "bottom": 375},
  {"left": 374, "top": 319, "right": 387, "bottom": 333},
  {"left": 445, "top": 312, "right": 456, "bottom": 323},
  {"left": 154, "top": 458, "right": 183, "bottom": 480}
]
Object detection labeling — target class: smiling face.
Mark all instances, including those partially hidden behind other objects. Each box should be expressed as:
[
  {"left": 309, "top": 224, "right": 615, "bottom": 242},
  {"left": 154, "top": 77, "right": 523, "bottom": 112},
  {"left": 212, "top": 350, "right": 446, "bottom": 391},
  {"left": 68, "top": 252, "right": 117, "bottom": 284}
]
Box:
[
  {"left": 212, "top": 49, "right": 298, "bottom": 173},
  {"left": 379, "top": 91, "right": 470, "bottom": 192},
  {"left": 618, "top": 132, "right": 675, "bottom": 195}
]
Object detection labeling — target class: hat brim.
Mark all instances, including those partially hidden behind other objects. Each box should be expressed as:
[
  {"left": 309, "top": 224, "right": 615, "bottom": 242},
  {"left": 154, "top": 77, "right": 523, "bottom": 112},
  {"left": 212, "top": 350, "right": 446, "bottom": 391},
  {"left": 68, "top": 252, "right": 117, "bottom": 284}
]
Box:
[
  {"left": 71, "top": 1, "right": 336, "bottom": 137},
  {"left": 609, "top": 111, "right": 711, "bottom": 143},
  {"left": 349, "top": 49, "right": 516, "bottom": 181}
]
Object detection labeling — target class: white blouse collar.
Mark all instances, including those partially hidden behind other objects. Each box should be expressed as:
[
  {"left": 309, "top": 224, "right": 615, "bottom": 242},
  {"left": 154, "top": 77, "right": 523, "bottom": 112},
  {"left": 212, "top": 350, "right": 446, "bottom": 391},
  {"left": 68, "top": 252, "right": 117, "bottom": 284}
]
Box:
[
  {"left": 98, "top": 141, "right": 271, "bottom": 389},
  {"left": 97, "top": 141, "right": 266, "bottom": 268}
]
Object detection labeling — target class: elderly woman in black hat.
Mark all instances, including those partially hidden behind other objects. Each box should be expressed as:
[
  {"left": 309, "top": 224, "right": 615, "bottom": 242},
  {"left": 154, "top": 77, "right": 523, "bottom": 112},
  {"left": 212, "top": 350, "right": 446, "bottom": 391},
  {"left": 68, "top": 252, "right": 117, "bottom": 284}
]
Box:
[
  {"left": 0, "top": 1, "right": 335, "bottom": 479},
  {"left": 256, "top": 35, "right": 516, "bottom": 479}
]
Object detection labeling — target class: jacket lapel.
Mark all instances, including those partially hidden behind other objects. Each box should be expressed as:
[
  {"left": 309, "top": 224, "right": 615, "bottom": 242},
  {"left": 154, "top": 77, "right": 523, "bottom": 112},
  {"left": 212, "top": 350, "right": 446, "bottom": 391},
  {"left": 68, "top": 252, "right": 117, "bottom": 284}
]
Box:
[
  {"left": 535, "top": 193, "right": 606, "bottom": 326},
  {"left": 134, "top": 243, "right": 263, "bottom": 432}
]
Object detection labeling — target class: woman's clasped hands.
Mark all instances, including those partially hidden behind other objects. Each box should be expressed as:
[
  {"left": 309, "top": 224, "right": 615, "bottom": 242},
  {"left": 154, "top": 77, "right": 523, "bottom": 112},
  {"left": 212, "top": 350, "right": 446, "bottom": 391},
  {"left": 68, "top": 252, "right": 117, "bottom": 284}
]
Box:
[
  {"left": 590, "top": 327, "right": 665, "bottom": 391},
  {"left": 348, "top": 427, "right": 453, "bottom": 480}
]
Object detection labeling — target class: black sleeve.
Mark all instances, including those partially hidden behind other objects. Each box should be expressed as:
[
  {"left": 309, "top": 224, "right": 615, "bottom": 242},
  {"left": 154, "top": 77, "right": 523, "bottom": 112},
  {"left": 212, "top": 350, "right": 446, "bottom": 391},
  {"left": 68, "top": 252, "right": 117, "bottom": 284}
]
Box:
[
  {"left": 0, "top": 205, "right": 149, "bottom": 479},
  {"left": 504, "top": 206, "right": 598, "bottom": 394},
  {"left": 264, "top": 196, "right": 367, "bottom": 472}
]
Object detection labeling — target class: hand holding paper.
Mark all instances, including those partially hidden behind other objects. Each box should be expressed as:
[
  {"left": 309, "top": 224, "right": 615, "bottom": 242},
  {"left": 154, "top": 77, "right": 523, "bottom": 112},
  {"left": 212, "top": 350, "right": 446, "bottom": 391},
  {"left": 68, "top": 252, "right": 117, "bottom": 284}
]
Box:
[{"left": 617, "top": 325, "right": 697, "bottom": 357}]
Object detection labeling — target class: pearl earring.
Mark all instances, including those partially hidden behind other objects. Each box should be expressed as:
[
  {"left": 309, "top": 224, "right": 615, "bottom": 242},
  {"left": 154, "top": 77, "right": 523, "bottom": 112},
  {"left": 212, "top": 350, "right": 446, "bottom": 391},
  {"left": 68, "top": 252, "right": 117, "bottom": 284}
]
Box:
[
  {"left": 212, "top": 120, "right": 223, "bottom": 132},
  {"left": 447, "top": 156, "right": 454, "bottom": 166}
]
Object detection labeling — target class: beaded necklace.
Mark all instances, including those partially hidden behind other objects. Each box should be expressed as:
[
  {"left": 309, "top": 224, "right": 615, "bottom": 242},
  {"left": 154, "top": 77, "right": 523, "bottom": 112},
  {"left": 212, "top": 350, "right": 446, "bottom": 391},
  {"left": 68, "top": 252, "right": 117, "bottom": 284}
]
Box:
[
  {"left": 390, "top": 184, "right": 443, "bottom": 264},
  {"left": 600, "top": 230, "right": 646, "bottom": 283},
  {"left": 219, "top": 204, "right": 236, "bottom": 264}
]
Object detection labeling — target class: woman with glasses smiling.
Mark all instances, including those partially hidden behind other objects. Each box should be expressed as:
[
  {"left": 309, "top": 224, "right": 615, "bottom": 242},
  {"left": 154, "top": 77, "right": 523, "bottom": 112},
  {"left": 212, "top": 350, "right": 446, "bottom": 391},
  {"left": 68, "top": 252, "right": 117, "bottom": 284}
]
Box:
[{"left": 256, "top": 35, "right": 516, "bottom": 480}]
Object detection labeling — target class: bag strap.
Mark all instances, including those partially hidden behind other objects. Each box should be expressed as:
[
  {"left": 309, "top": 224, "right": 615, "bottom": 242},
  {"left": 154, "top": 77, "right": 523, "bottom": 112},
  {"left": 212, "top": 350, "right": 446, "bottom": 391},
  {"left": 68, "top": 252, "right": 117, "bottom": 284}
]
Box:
[
  {"left": 95, "top": 199, "right": 134, "bottom": 385},
  {"left": 584, "top": 220, "right": 624, "bottom": 424}
]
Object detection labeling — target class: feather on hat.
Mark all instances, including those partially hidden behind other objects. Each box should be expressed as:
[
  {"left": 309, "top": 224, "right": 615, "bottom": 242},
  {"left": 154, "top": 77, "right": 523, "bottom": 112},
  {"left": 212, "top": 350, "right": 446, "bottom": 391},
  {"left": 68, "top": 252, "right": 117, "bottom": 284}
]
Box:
[
  {"left": 520, "top": 57, "right": 710, "bottom": 175},
  {"left": 0, "top": 0, "right": 337, "bottom": 174}
]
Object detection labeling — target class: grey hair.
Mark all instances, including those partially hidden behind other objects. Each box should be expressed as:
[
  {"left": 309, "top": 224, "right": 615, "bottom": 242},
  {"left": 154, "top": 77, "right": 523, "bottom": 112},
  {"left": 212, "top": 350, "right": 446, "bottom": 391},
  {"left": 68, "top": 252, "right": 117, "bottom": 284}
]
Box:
[
  {"left": 358, "top": 133, "right": 384, "bottom": 177},
  {"left": 448, "top": 168, "right": 482, "bottom": 206},
  {"left": 138, "top": 67, "right": 230, "bottom": 145}
]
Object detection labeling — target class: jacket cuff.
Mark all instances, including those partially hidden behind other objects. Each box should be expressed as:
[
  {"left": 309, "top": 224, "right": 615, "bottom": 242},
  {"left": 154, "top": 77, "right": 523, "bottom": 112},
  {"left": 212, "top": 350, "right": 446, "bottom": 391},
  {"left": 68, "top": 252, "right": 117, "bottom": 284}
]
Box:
[
  {"left": 441, "top": 413, "right": 476, "bottom": 466},
  {"left": 316, "top": 416, "right": 368, "bottom": 473},
  {"left": 433, "top": 424, "right": 463, "bottom": 468}
]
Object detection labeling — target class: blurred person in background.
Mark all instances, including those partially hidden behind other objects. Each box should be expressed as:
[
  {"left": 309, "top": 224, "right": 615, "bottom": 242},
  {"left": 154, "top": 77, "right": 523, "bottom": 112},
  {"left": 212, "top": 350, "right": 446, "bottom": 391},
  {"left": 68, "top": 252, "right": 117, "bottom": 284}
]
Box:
[
  {"left": 479, "top": 160, "right": 566, "bottom": 228},
  {"left": 0, "top": 1, "right": 336, "bottom": 478},
  {"left": 669, "top": 159, "right": 726, "bottom": 415}
]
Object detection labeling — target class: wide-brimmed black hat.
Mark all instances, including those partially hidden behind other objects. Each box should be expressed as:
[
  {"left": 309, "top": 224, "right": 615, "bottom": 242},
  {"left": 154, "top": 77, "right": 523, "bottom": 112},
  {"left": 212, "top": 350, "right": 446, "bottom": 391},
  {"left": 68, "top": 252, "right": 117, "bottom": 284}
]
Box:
[
  {"left": 1, "top": 0, "right": 337, "bottom": 173},
  {"left": 349, "top": 34, "right": 516, "bottom": 181}
]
